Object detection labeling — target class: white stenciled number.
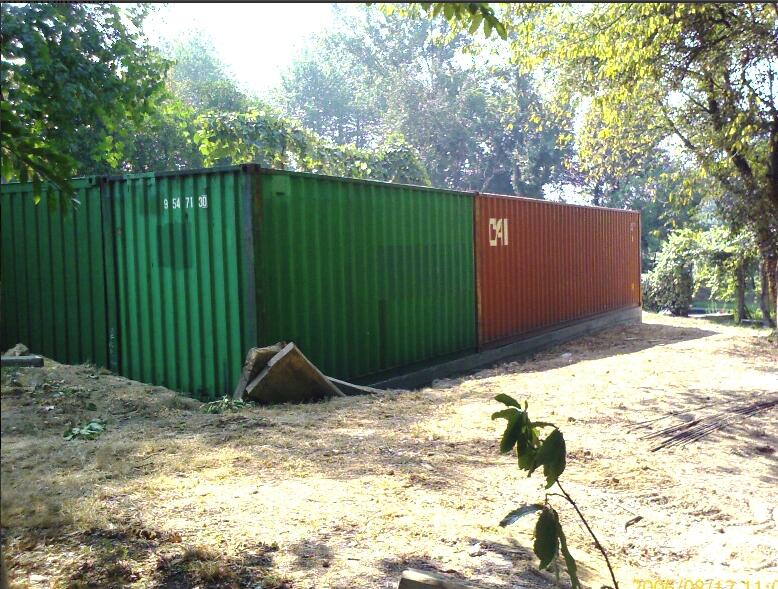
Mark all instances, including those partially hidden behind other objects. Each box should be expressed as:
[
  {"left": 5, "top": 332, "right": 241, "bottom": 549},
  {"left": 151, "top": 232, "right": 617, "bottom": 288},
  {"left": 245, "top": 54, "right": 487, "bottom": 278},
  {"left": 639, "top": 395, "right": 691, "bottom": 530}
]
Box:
[
  {"left": 489, "top": 218, "right": 509, "bottom": 246},
  {"left": 166, "top": 195, "right": 207, "bottom": 211}
]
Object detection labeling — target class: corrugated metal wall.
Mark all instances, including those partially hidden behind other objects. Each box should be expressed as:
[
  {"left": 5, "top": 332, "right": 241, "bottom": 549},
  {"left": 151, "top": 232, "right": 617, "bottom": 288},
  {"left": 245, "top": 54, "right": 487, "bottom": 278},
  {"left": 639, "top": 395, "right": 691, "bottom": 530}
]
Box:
[
  {"left": 255, "top": 170, "right": 477, "bottom": 381},
  {"left": 475, "top": 194, "right": 640, "bottom": 347},
  {"left": 105, "top": 168, "right": 255, "bottom": 399},
  {"left": 1, "top": 168, "right": 641, "bottom": 399},
  {"left": 0, "top": 179, "right": 115, "bottom": 368}
]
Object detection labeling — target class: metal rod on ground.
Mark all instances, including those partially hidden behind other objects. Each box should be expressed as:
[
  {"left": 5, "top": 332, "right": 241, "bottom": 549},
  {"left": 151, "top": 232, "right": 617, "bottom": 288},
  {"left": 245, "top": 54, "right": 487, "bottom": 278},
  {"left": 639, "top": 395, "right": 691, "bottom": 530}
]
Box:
[
  {"left": 643, "top": 396, "right": 776, "bottom": 441},
  {"left": 651, "top": 403, "right": 772, "bottom": 451},
  {"left": 633, "top": 391, "right": 774, "bottom": 435},
  {"left": 676, "top": 401, "right": 777, "bottom": 446},
  {"left": 627, "top": 401, "right": 718, "bottom": 431},
  {"left": 650, "top": 397, "right": 778, "bottom": 451},
  {"left": 0, "top": 355, "right": 44, "bottom": 367}
]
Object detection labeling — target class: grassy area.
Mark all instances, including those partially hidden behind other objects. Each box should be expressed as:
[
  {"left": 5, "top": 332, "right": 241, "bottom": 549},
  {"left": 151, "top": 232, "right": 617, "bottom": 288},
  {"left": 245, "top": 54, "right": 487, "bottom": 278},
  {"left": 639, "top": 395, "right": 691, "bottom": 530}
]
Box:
[
  {"left": 1, "top": 313, "right": 776, "bottom": 587},
  {"left": 692, "top": 299, "right": 766, "bottom": 321}
]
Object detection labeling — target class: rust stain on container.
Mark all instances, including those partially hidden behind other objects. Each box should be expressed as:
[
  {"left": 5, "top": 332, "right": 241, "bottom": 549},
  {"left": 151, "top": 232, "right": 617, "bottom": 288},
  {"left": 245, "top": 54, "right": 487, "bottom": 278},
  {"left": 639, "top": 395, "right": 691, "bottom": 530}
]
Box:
[{"left": 475, "top": 193, "right": 641, "bottom": 348}]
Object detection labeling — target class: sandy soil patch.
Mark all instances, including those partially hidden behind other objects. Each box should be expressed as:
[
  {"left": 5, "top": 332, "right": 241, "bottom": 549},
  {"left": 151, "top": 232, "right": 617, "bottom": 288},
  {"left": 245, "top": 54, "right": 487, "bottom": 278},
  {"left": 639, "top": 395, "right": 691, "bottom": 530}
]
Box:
[{"left": 2, "top": 312, "right": 776, "bottom": 588}]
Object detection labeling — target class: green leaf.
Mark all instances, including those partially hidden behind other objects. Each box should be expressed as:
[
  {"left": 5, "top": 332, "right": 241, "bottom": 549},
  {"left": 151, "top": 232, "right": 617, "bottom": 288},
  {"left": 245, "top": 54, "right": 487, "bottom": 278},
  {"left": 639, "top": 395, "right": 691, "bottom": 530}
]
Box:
[
  {"left": 492, "top": 408, "right": 521, "bottom": 453},
  {"left": 533, "top": 507, "right": 559, "bottom": 570},
  {"left": 468, "top": 13, "right": 484, "bottom": 34},
  {"left": 534, "top": 428, "right": 566, "bottom": 488},
  {"left": 557, "top": 521, "right": 581, "bottom": 589},
  {"left": 494, "top": 393, "right": 521, "bottom": 408},
  {"left": 484, "top": 18, "right": 493, "bottom": 37},
  {"left": 518, "top": 445, "right": 537, "bottom": 472},
  {"left": 500, "top": 503, "right": 543, "bottom": 527},
  {"left": 531, "top": 421, "right": 557, "bottom": 429},
  {"left": 63, "top": 419, "right": 105, "bottom": 440}
]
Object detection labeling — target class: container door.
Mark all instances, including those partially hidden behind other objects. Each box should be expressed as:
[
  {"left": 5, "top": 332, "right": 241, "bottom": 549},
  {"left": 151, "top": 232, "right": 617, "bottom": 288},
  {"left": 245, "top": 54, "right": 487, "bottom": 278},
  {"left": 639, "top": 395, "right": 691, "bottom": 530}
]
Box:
[{"left": 106, "top": 169, "right": 255, "bottom": 400}]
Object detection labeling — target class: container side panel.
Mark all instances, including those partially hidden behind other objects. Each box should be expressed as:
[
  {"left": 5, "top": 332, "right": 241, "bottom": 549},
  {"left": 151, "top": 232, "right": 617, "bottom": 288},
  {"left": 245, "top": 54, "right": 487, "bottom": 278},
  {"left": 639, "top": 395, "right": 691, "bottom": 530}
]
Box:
[
  {"left": 0, "top": 181, "right": 110, "bottom": 366},
  {"left": 475, "top": 194, "right": 641, "bottom": 347},
  {"left": 109, "top": 169, "right": 250, "bottom": 399},
  {"left": 257, "top": 172, "right": 476, "bottom": 381}
]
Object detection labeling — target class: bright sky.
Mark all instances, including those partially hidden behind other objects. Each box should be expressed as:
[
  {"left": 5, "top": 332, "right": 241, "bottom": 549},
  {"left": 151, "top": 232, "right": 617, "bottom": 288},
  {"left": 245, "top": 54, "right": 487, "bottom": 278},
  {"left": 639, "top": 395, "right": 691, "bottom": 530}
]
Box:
[{"left": 142, "top": 3, "right": 340, "bottom": 97}]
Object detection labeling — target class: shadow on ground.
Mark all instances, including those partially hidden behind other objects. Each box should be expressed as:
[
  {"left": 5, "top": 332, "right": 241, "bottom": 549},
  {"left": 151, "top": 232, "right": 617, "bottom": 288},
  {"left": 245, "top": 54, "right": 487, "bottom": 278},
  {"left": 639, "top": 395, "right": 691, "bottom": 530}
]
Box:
[
  {"left": 462, "top": 321, "right": 719, "bottom": 380},
  {"left": 2, "top": 525, "right": 289, "bottom": 589},
  {"left": 377, "top": 536, "right": 599, "bottom": 589}
]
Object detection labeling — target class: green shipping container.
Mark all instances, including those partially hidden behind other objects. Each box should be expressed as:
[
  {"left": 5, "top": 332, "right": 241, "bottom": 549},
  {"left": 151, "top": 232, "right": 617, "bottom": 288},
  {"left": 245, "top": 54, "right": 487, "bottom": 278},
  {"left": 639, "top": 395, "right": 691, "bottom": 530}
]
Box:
[
  {"left": 0, "top": 178, "right": 117, "bottom": 369},
  {"left": 1, "top": 166, "right": 477, "bottom": 399},
  {"left": 255, "top": 169, "right": 476, "bottom": 383}
]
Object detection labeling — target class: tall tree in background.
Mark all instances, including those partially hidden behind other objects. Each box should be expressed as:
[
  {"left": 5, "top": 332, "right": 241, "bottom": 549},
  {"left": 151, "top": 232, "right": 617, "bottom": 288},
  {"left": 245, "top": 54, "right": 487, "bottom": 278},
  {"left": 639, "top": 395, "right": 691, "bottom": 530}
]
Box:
[
  {"left": 277, "top": 5, "right": 571, "bottom": 195},
  {"left": 166, "top": 34, "right": 252, "bottom": 113},
  {"left": 279, "top": 33, "right": 378, "bottom": 148},
  {"left": 122, "top": 34, "right": 257, "bottom": 172}
]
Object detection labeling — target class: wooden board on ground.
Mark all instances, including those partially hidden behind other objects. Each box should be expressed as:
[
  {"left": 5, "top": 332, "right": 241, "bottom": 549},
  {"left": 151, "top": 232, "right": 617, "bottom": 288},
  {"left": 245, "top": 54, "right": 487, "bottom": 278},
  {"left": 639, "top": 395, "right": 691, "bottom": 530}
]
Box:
[
  {"left": 327, "top": 376, "right": 385, "bottom": 396},
  {"left": 233, "top": 343, "right": 286, "bottom": 400},
  {"left": 243, "top": 342, "right": 344, "bottom": 404}
]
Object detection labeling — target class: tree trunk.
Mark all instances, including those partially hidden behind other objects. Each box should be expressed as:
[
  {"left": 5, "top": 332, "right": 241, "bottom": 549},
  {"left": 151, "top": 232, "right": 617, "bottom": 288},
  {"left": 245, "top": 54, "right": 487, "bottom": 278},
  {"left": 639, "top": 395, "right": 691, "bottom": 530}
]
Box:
[
  {"left": 767, "top": 255, "right": 778, "bottom": 333},
  {"left": 592, "top": 180, "right": 602, "bottom": 207},
  {"left": 759, "top": 260, "right": 776, "bottom": 327},
  {"left": 754, "top": 223, "right": 777, "bottom": 328},
  {"left": 765, "top": 119, "right": 778, "bottom": 332},
  {"left": 734, "top": 261, "right": 746, "bottom": 324}
]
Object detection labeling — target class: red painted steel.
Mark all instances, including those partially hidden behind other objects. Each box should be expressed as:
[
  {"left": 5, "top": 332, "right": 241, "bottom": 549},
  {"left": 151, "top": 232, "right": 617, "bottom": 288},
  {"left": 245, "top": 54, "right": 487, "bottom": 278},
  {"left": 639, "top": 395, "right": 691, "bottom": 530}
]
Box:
[{"left": 475, "top": 194, "right": 641, "bottom": 347}]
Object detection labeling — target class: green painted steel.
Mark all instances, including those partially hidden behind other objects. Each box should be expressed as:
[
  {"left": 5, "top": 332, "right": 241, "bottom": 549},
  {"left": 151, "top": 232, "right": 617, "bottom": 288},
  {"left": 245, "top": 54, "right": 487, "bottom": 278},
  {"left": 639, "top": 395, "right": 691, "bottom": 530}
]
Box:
[
  {"left": 254, "top": 169, "right": 477, "bottom": 381},
  {"left": 105, "top": 168, "right": 255, "bottom": 400},
  {"left": 0, "top": 178, "right": 115, "bottom": 368},
  {"left": 2, "top": 166, "right": 477, "bottom": 399}
]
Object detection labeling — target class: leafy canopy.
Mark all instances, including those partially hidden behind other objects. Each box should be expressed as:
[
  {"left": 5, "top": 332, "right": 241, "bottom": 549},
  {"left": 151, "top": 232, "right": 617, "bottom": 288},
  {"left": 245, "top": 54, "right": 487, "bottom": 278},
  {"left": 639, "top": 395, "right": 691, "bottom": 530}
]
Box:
[
  {"left": 0, "top": 3, "right": 169, "bottom": 197},
  {"left": 280, "top": 5, "right": 570, "bottom": 194},
  {"left": 195, "top": 108, "right": 431, "bottom": 185},
  {"left": 500, "top": 3, "right": 777, "bottom": 285}
]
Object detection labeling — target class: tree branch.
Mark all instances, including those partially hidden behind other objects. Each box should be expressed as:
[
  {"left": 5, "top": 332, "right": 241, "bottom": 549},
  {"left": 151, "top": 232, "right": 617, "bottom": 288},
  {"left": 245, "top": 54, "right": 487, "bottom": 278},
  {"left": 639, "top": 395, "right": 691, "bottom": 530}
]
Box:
[{"left": 658, "top": 102, "right": 698, "bottom": 152}]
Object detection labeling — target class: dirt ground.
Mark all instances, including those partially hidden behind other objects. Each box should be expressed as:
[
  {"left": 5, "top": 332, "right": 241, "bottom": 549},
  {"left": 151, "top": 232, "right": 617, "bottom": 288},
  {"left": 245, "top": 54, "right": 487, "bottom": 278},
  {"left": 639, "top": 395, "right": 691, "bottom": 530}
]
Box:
[{"left": 1, "top": 312, "right": 777, "bottom": 589}]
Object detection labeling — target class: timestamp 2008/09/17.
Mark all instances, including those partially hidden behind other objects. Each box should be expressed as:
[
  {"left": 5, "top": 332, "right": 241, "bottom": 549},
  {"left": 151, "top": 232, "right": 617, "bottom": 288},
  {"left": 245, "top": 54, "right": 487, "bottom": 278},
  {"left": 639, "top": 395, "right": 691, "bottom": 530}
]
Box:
[{"left": 634, "top": 579, "right": 777, "bottom": 589}]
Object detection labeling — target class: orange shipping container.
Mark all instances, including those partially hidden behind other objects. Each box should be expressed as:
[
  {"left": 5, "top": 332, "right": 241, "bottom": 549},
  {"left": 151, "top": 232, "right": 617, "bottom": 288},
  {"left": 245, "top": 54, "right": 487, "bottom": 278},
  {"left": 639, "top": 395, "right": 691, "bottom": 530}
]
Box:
[{"left": 475, "top": 193, "right": 641, "bottom": 348}]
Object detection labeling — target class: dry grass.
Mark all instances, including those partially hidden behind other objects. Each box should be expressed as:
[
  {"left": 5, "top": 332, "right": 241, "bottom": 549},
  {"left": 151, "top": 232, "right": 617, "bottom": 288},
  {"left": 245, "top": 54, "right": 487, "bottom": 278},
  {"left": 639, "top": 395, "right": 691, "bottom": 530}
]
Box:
[{"left": 1, "top": 312, "right": 777, "bottom": 588}]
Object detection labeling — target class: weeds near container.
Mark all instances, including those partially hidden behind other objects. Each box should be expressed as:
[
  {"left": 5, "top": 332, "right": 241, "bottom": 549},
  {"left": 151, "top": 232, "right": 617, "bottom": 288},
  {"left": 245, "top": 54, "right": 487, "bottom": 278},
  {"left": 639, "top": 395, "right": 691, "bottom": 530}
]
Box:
[
  {"left": 493, "top": 394, "right": 619, "bottom": 589},
  {"left": 64, "top": 419, "right": 106, "bottom": 441},
  {"left": 53, "top": 387, "right": 81, "bottom": 398},
  {"left": 200, "top": 396, "right": 253, "bottom": 415}
]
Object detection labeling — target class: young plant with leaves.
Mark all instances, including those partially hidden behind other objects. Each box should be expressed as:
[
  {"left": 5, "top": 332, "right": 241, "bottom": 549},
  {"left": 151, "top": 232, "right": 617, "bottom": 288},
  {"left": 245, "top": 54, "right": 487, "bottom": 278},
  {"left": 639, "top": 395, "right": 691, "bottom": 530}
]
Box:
[
  {"left": 493, "top": 394, "right": 619, "bottom": 589},
  {"left": 200, "top": 396, "right": 253, "bottom": 415},
  {"left": 63, "top": 419, "right": 106, "bottom": 441}
]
